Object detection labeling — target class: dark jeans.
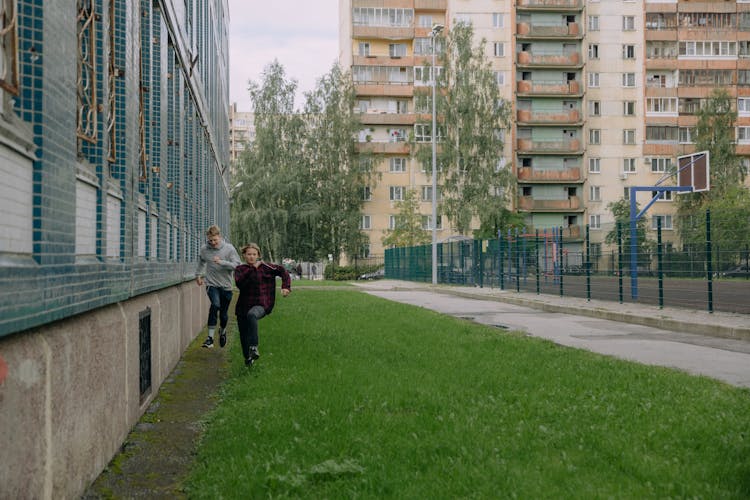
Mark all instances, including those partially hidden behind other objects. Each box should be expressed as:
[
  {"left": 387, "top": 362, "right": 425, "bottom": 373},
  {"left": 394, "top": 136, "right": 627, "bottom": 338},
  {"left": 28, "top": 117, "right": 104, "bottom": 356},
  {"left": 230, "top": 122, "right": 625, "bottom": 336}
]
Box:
[
  {"left": 206, "top": 286, "right": 233, "bottom": 329},
  {"left": 237, "top": 306, "right": 266, "bottom": 359}
]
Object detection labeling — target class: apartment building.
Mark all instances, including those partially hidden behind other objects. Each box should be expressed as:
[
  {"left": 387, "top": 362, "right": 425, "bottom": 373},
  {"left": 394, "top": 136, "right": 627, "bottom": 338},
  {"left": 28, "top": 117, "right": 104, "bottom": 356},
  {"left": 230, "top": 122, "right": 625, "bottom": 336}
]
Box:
[
  {"left": 229, "top": 102, "right": 255, "bottom": 169},
  {"left": 340, "top": 0, "right": 750, "bottom": 258}
]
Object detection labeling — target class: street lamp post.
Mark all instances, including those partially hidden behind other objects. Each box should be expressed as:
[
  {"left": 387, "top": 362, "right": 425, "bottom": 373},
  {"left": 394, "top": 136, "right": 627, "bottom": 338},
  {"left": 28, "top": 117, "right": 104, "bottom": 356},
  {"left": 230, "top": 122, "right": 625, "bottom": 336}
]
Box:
[{"left": 430, "top": 24, "right": 443, "bottom": 285}]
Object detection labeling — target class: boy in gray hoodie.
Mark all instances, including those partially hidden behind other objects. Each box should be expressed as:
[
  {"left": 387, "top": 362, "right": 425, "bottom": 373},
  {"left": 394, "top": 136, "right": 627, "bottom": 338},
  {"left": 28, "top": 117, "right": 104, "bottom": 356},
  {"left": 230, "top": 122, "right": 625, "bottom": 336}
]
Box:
[{"left": 195, "top": 225, "right": 241, "bottom": 348}]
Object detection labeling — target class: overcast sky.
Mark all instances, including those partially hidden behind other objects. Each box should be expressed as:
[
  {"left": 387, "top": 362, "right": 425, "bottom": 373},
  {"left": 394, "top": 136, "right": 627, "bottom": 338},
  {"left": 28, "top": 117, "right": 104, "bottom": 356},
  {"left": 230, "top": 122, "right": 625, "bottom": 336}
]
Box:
[{"left": 227, "top": 1, "right": 340, "bottom": 110}]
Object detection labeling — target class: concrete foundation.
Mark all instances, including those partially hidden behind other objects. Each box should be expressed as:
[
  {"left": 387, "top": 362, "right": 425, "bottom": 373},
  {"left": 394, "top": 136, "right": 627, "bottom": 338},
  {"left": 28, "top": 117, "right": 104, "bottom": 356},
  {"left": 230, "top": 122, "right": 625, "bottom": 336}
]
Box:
[{"left": 0, "top": 282, "right": 207, "bottom": 499}]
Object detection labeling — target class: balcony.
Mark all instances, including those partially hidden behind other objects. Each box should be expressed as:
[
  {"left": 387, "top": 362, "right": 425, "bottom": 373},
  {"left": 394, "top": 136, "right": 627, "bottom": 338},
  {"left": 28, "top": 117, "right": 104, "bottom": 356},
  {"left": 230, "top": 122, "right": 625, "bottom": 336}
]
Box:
[
  {"left": 517, "top": 51, "right": 582, "bottom": 67},
  {"left": 355, "top": 140, "right": 411, "bottom": 155},
  {"left": 358, "top": 112, "right": 416, "bottom": 126},
  {"left": 355, "top": 83, "right": 414, "bottom": 97},
  {"left": 516, "top": 22, "right": 581, "bottom": 38},
  {"left": 415, "top": 0, "right": 446, "bottom": 9},
  {"left": 352, "top": 25, "right": 414, "bottom": 40},
  {"left": 516, "top": 108, "right": 581, "bottom": 125},
  {"left": 517, "top": 166, "right": 581, "bottom": 182},
  {"left": 516, "top": 79, "right": 582, "bottom": 96},
  {"left": 518, "top": 196, "right": 582, "bottom": 211},
  {"left": 527, "top": 225, "right": 582, "bottom": 239},
  {"left": 517, "top": 138, "right": 582, "bottom": 154},
  {"left": 516, "top": 0, "right": 584, "bottom": 11},
  {"left": 353, "top": 55, "right": 415, "bottom": 67}
]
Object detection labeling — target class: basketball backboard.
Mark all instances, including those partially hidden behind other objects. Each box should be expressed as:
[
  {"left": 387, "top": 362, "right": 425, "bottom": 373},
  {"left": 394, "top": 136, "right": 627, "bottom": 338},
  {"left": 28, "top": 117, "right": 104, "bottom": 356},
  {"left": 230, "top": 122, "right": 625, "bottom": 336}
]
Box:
[{"left": 676, "top": 150, "right": 710, "bottom": 193}]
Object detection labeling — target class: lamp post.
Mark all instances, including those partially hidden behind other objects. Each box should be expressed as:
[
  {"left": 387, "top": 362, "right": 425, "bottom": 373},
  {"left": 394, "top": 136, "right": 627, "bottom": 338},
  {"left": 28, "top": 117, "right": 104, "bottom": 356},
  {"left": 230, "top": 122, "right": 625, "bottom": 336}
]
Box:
[{"left": 430, "top": 23, "right": 443, "bottom": 285}]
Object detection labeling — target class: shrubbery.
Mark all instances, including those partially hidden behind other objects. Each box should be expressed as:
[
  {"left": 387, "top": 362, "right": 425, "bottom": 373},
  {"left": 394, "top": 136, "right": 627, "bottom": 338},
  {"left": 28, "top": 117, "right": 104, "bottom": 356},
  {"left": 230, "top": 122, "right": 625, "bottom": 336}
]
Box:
[{"left": 323, "top": 263, "right": 382, "bottom": 281}]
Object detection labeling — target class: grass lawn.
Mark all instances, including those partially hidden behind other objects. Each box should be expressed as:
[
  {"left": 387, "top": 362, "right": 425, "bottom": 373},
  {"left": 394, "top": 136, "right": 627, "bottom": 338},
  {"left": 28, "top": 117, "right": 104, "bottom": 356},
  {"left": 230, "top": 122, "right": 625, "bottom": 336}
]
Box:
[{"left": 185, "top": 288, "right": 750, "bottom": 499}]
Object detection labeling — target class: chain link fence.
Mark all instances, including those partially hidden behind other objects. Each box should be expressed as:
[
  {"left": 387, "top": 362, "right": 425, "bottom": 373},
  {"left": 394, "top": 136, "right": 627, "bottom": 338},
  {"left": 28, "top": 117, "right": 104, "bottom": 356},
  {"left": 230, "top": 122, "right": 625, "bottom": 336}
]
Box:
[{"left": 385, "top": 210, "right": 750, "bottom": 314}]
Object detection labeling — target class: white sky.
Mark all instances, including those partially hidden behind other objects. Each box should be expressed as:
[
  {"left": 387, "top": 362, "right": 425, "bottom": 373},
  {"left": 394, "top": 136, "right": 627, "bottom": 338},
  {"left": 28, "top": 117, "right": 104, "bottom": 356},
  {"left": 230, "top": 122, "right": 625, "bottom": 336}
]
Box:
[{"left": 227, "top": 1, "right": 341, "bottom": 110}]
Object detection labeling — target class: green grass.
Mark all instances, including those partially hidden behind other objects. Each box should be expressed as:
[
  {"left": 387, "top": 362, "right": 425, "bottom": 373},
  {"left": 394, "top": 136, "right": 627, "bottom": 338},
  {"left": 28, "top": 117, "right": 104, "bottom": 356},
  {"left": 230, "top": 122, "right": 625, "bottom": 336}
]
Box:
[
  {"left": 292, "top": 278, "right": 353, "bottom": 287},
  {"left": 185, "top": 289, "right": 750, "bottom": 499}
]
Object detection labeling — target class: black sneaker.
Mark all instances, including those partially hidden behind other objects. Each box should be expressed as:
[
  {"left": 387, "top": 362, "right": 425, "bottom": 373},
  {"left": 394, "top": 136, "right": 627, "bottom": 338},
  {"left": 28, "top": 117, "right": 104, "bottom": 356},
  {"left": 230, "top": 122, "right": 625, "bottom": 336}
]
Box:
[
  {"left": 202, "top": 337, "right": 214, "bottom": 348},
  {"left": 249, "top": 347, "right": 260, "bottom": 361},
  {"left": 244, "top": 357, "right": 254, "bottom": 367},
  {"left": 219, "top": 328, "right": 227, "bottom": 348}
]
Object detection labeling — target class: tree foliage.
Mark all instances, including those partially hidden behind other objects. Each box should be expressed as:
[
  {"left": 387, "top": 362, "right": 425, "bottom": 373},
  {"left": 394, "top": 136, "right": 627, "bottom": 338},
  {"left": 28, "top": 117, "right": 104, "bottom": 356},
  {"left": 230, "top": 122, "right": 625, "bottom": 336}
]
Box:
[
  {"left": 605, "top": 198, "right": 654, "bottom": 267},
  {"left": 302, "top": 63, "right": 374, "bottom": 264},
  {"left": 230, "top": 60, "right": 303, "bottom": 262},
  {"left": 676, "top": 88, "right": 750, "bottom": 266},
  {"left": 381, "top": 189, "right": 431, "bottom": 248},
  {"left": 416, "top": 22, "right": 514, "bottom": 235},
  {"left": 231, "top": 61, "right": 370, "bottom": 264}
]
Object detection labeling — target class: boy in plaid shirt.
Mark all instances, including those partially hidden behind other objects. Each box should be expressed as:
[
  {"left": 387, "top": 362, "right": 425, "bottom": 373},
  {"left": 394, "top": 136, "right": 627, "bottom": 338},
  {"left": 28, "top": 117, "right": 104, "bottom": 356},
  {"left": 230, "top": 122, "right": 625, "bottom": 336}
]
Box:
[{"left": 234, "top": 243, "right": 291, "bottom": 366}]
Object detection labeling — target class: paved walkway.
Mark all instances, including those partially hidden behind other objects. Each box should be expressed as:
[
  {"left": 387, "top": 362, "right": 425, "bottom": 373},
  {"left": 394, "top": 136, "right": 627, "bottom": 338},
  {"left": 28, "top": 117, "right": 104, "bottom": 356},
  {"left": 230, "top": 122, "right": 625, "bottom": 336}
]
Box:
[{"left": 355, "top": 280, "right": 750, "bottom": 388}]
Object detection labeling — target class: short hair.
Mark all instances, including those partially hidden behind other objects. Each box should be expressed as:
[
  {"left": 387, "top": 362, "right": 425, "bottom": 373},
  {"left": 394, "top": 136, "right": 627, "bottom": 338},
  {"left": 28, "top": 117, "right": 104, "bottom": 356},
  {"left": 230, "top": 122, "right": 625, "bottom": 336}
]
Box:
[
  {"left": 241, "top": 243, "right": 262, "bottom": 258},
  {"left": 206, "top": 225, "right": 221, "bottom": 237}
]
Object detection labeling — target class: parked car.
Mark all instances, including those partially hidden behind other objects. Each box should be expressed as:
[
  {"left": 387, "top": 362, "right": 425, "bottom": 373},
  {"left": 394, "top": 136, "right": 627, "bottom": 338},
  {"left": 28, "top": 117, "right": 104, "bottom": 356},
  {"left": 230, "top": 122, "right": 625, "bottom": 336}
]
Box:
[
  {"left": 721, "top": 265, "right": 750, "bottom": 278},
  {"left": 358, "top": 268, "right": 385, "bottom": 280}
]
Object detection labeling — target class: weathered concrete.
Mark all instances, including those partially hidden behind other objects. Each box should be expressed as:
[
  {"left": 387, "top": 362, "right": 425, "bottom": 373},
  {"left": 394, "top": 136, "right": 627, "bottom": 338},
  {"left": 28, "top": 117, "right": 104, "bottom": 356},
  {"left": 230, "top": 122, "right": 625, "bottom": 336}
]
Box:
[{"left": 0, "top": 282, "right": 207, "bottom": 500}]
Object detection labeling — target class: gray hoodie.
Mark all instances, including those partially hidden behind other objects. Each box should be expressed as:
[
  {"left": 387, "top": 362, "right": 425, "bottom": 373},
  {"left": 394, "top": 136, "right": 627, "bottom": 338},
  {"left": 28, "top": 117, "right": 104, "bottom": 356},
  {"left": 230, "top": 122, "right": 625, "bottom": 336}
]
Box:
[{"left": 195, "top": 238, "right": 241, "bottom": 290}]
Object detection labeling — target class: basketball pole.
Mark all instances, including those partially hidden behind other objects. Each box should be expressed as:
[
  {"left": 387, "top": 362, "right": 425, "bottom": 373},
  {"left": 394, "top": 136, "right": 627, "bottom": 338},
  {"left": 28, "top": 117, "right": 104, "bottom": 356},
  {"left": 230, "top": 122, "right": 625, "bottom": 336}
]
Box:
[{"left": 627, "top": 151, "right": 707, "bottom": 299}]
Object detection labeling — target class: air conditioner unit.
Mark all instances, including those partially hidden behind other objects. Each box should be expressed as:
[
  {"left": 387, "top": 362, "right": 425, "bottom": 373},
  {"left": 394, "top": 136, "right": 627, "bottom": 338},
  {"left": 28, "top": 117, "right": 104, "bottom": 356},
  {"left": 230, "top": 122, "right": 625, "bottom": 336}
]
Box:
[
  {"left": 619, "top": 172, "right": 628, "bottom": 180},
  {"left": 643, "top": 157, "right": 652, "bottom": 164}
]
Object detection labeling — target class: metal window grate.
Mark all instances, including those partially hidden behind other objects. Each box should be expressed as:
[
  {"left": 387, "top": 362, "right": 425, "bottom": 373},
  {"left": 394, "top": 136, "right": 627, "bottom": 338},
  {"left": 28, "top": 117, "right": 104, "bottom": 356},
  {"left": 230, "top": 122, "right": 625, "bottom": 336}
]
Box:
[{"left": 138, "top": 307, "right": 152, "bottom": 401}]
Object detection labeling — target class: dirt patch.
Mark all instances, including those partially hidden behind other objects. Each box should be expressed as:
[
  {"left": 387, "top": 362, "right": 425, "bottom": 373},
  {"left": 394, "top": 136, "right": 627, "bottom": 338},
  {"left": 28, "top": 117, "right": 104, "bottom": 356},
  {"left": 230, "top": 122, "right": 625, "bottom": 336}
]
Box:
[{"left": 82, "top": 330, "right": 230, "bottom": 499}]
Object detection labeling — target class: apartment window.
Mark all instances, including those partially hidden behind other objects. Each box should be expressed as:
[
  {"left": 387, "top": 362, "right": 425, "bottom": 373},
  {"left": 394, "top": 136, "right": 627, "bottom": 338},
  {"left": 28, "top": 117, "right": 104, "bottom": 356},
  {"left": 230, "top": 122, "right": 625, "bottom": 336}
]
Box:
[
  {"left": 588, "top": 44, "right": 599, "bottom": 59},
  {"left": 647, "top": 97, "right": 678, "bottom": 114},
  {"left": 623, "top": 101, "right": 636, "bottom": 116},
  {"left": 389, "top": 128, "right": 406, "bottom": 142},
  {"left": 390, "top": 157, "right": 407, "bottom": 172},
  {"left": 361, "top": 215, "right": 372, "bottom": 230},
  {"left": 589, "top": 185, "right": 601, "bottom": 202},
  {"left": 362, "top": 186, "right": 372, "bottom": 201},
  {"left": 679, "top": 41, "right": 737, "bottom": 58},
  {"left": 389, "top": 43, "right": 407, "bottom": 58},
  {"left": 418, "top": 14, "right": 432, "bottom": 28},
  {"left": 493, "top": 13, "right": 503, "bottom": 28},
  {"left": 589, "top": 214, "right": 601, "bottom": 230},
  {"left": 389, "top": 186, "right": 405, "bottom": 201},
  {"left": 623, "top": 188, "right": 630, "bottom": 200},
  {"left": 738, "top": 126, "right": 750, "bottom": 143},
  {"left": 494, "top": 71, "right": 506, "bottom": 85},
  {"left": 589, "top": 100, "right": 600, "bottom": 116},
  {"left": 493, "top": 42, "right": 504, "bottom": 57},
  {"left": 650, "top": 157, "right": 672, "bottom": 173},
  {"left": 651, "top": 215, "right": 673, "bottom": 230},
  {"left": 415, "top": 123, "right": 440, "bottom": 143},
  {"left": 739, "top": 98, "right": 750, "bottom": 115},
  {"left": 646, "top": 126, "right": 678, "bottom": 142},
  {"left": 651, "top": 190, "right": 673, "bottom": 201},
  {"left": 352, "top": 8, "right": 414, "bottom": 27},
  {"left": 588, "top": 73, "right": 599, "bottom": 88},
  {"left": 421, "top": 215, "right": 442, "bottom": 230},
  {"left": 413, "top": 38, "right": 432, "bottom": 55},
  {"left": 622, "top": 44, "right": 635, "bottom": 59},
  {"left": 358, "top": 42, "right": 370, "bottom": 56},
  {"left": 679, "top": 127, "right": 695, "bottom": 143},
  {"left": 588, "top": 15, "right": 599, "bottom": 31},
  {"left": 623, "top": 16, "right": 635, "bottom": 31},
  {"left": 414, "top": 66, "right": 441, "bottom": 86},
  {"left": 388, "top": 215, "right": 398, "bottom": 230},
  {"left": 589, "top": 157, "right": 601, "bottom": 173},
  {"left": 622, "top": 73, "right": 636, "bottom": 87},
  {"left": 589, "top": 129, "right": 601, "bottom": 145},
  {"left": 623, "top": 129, "right": 636, "bottom": 144},
  {"left": 453, "top": 13, "right": 472, "bottom": 26},
  {"left": 623, "top": 158, "right": 636, "bottom": 173}
]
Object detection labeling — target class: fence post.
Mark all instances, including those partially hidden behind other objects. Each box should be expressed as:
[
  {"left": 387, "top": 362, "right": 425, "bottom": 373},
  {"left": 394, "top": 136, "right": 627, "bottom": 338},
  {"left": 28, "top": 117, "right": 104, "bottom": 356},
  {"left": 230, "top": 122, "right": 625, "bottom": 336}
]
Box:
[
  {"left": 657, "top": 217, "right": 663, "bottom": 309},
  {"left": 617, "top": 222, "right": 624, "bottom": 304},
  {"left": 706, "top": 208, "right": 713, "bottom": 313},
  {"left": 515, "top": 228, "right": 521, "bottom": 292},
  {"left": 535, "top": 229, "right": 540, "bottom": 295},
  {"left": 585, "top": 224, "right": 591, "bottom": 301},
  {"left": 558, "top": 227, "right": 564, "bottom": 297},
  {"left": 498, "top": 231, "right": 504, "bottom": 290}
]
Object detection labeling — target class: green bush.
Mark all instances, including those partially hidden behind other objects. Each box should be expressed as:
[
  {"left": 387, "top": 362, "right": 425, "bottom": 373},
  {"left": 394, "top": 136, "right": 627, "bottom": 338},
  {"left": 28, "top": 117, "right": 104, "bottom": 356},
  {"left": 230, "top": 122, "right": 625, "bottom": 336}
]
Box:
[{"left": 324, "top": 263, "right": 382, "bottom": 281}]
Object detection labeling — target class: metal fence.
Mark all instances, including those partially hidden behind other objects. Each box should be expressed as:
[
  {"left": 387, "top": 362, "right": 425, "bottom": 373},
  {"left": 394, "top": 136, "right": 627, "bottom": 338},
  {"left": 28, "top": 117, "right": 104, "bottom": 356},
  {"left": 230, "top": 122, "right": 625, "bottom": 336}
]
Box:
[{"left": 385, "top": 210, "right": 750, "bottom": 314}]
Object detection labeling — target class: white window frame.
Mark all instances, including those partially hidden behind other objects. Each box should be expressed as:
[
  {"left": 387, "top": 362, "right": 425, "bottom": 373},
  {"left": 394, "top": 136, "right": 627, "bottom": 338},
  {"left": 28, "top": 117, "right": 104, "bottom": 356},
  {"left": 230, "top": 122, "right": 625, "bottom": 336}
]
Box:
[
  {"left": 739, "top": 97, "right": 750, "bottom": 115},
  {"left": 588, "top": 44, "right": 599, "bottom": 59},
  {"left": 623, "top": 44, "right": 636, "bottom": 59},
  {"left": 623, "top": 129, "right": 636, "bottom": 145},
  {"left": 589, "top": 128, "right": 601, "bottom": 145},
  {"left": 589, "top": 185, "right": 601, "bottom": 202},
  {"left": 623, "top": 16, "right": 635, "bottom": 31},
  {"left": 588, "top": 73, "right": 599, "bottom": 88},
  {"left": 361, "top": 215, "right": 371, "bottom": 230},
  {"left": 622, "top": 73, "right": 636, "bottom": 87},
  {"left": 390, "top": 157, "right": 407, "bottom": 172},
  {"left": 589, "top": 214, "right": 601, "bottom": 230},
  {"left": 589, "top": 100, "right": 600, "bottom": 116},
  {"left": 623, "top": 158, "right": 636, "bottom": 173},
  {"left": 492, "top": 13, "right": 503, "bottom": 28},
  {"left": 588, "top": 15, "right": 599, "bottom": 31},
  {"left": 493, "top": 42, "right": 504, "bottom": 57},
  {"left": 589, "top": 157, "right": 600, "bottom": 173},
  {"left": 651, "top": 215, "right": 673, "bottom": 230},
  {"left": 389, "top": 185, "right": 405, "bottom": 201},
  {"left": 623, "top": 101, "right": 636, "bottom": 116}
]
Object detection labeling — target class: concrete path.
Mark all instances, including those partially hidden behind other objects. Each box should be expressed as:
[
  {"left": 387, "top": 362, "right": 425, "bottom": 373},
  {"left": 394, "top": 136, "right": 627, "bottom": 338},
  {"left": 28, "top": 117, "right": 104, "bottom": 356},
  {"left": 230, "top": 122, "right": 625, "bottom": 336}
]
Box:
[{"left": 355, "top": 281, "right": 750, "bottom": 388}]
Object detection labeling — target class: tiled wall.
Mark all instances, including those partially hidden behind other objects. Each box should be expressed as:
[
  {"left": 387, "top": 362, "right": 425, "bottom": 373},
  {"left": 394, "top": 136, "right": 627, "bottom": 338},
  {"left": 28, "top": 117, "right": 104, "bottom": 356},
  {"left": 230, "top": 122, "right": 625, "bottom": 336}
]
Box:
[{"left": 0, "top": 0, "right": 231, "bottom": 337}]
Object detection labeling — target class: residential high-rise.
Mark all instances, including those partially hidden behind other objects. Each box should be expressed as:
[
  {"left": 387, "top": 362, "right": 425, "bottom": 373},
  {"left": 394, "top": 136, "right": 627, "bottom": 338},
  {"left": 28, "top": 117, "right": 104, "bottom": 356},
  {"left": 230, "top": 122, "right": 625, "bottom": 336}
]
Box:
[{"left": 340, "top": 0, "right": 750, "bottom": 259}]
